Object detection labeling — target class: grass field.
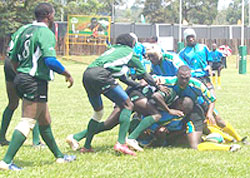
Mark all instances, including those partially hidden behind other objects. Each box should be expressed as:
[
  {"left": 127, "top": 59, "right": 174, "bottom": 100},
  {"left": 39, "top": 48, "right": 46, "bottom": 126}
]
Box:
[{"left": 0, "top": 56, "right": 250, "bottom": 178}]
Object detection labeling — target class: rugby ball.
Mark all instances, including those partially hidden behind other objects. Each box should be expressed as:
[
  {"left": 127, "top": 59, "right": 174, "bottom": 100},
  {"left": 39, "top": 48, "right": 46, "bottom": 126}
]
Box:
[{"left": 205, "top": 133, "right": 225, "bottom": 143}]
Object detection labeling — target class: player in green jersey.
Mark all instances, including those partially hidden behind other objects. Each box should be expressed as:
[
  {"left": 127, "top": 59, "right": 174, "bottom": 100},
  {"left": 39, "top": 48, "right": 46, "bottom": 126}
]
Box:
[
  {"left": 0, "top": 3, "right": 75, "bottom": 171},
  {"left": 0, "top": 24, "right": 43, "bottom": 148},
  {"left": 71, "top": 33, "right": 166, "bottom": 156}
]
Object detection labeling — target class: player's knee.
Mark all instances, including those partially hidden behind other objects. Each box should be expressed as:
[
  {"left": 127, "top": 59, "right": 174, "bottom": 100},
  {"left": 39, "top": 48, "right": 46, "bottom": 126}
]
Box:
[
  {"left": 15, "top": 117, "right": 36, "bottom": 137},
  {"left": 92, "top": 109, "right": 104, "bottom": 122},
  {"left": 152, "top": 113, "right": 161, "bottom": 122}
]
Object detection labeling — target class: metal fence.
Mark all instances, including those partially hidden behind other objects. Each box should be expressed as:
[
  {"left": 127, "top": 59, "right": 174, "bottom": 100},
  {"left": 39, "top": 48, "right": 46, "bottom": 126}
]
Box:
[{"left": 1, "top": 22, "right": 250, "bottom": 58}]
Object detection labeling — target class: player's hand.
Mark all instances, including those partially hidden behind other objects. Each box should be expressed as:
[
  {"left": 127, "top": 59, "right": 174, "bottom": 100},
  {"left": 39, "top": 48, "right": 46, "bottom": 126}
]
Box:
[
  {"left": 168, "top": 109, "right": 184, "bottom": 117},
  {"left": 205, "top": 112, "right": 215, "bottom": 125},
  {"left": 158, "top": 85, "right": 170, "bottom": 95},
  {"left": 65, "top": 75, "right": 74, "bottom": 88}
]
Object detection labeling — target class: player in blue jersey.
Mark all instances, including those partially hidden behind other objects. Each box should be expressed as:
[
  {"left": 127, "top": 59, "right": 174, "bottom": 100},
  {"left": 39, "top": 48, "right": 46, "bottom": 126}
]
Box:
[
  {"left": 179, "top": 28, "right": 213, "bottom": 94},
  {"left": 146, "top": 44, "right": 184, "bottom": 76},
  {"left": 209, "top": 43, "right": 224, "bottom": 89},
  {"left": 154, "top": 65, "right": 216, "bottom": 149}
]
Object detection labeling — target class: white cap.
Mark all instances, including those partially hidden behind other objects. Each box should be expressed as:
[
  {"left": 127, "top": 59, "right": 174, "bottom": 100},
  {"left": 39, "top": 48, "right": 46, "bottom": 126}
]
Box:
[
  {"left": 183, "top": 28, "right": 196, "bottom": 40},
  {"left": 129, "top": 33, "right": 138, "bottom": 43}
]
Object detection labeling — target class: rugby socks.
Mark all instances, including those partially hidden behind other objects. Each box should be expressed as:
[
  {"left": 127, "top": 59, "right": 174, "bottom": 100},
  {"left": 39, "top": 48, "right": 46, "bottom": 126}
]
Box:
[
  {"left": 197, "top": 142, "right": 230, "bottom": 151},
  {"left": 128, "top": 116, "right": 155, "bottom": 140},
  {"left": 207, "top": 125, "right": 234, "bottom": 143},
  {"left": 73, "top": 130, "right": 87, "bottom": 142},
  {"left": 73, "top": 122, "right": 106, "bottom": 142},
  {"left": 84, "top": 119, "right": 99, "bottom": 149},
  {"left": 3, "top": 130, "right": 26, "bottom": 164},
  {"left": 211, "top": 76, "right": 216, "bottom": 87},
  {"left": 39, "top": 125, "right": 64, "bottom": 158},
  {"left": 221, "top": 121, "right": 242, "bottom": 142},
  {"left": 118, "top": 108, "right": 132, "bottom": 144},
  {"left": 0, "top": 107, "right": 14, "bottom": 141},
  {"left": 32, "top": 122, "right": 41, "bottom": 145},
  {"left": 217, "top": 76, "right": 221, "bottom": 88}
]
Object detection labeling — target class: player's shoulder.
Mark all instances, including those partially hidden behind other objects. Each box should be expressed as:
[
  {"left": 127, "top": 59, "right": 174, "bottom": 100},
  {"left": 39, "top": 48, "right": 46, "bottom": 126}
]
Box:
[{"left": 189, "top": 77, "right": 203, "bottom": 87}]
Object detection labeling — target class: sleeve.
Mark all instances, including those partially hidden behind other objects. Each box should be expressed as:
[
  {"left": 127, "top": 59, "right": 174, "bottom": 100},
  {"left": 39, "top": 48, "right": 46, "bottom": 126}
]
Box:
[
  {"left": 38, "top": 28, "right": 56, "bottom": 58},
  {"left": 44, "top": 57, "right": 65, "bottom": 74},
  {"left": 200, "top": 83, "right": 216, "bottom": 104},
  {"left": 127, "top": 54, "right": 146, "bottom": 76}
]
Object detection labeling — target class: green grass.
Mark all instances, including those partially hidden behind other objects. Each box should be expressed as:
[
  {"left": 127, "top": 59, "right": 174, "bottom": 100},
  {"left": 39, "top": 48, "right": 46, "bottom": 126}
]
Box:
[{"left": 0, "top": 56, "right": 250, "bottom": 178}]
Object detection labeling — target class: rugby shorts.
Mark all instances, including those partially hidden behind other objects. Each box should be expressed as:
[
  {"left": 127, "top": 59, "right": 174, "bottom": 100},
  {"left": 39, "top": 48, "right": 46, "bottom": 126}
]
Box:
[{"left": 14, "top": 73, "right": 48, "bottom": 102}]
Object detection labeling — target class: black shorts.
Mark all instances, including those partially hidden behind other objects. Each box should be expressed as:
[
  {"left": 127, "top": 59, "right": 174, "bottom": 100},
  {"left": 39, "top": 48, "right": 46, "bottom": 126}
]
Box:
[
  {"left": 196, "top": 76, "right": 214, "bottom": 90},
  {"left": 4, "top": 57, "right": 16, "bottom": 82},
  {"left": 127, "top": 87, "right": 147, "bottom": 102},
  {"left": 185, "top": 104, "right": 205, "bottom": 133},
  {"left": 212, "top": 62, "right": 223, "bottom": 71},
  {"left": 14, "top": 73, "right": 48, "bottom": 102},
  {"left": 83, "top": 67, "right": 118, "bottom": 96}
]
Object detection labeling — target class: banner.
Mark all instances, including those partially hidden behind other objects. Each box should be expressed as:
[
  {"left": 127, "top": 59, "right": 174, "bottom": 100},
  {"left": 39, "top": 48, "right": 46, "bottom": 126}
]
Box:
[{"left": 68, "top": 15, "right": 111, "bottom": 37}]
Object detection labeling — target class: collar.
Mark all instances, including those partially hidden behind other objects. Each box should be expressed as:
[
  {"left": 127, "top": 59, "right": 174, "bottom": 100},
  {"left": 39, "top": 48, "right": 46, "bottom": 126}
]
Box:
[{"left": 32, "top": 21, "right": 48, "bottom": 28}]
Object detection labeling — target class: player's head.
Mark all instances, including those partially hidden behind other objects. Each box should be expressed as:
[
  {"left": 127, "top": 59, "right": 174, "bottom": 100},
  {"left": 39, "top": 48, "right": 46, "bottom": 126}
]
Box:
[
  {"left": 35, "top": 3, "right": 55, "bottom": 28},
  {"left": 145, "top": 44, "right": 162, "bottom": 65},
  {"left": 212, "top": 43, "right": 217, "bottom": 51},
  {"left": 174, "top": 97, "right": 194, "bottom": 115},
  {"left": 116, "top": 33, "right": 136, "bottom": 48},
  {"left": 184, "top": 28, "right": 196, "bottom": 47},
  {"left": 177, "top": 65, "right": 191, "bottom": 88}
]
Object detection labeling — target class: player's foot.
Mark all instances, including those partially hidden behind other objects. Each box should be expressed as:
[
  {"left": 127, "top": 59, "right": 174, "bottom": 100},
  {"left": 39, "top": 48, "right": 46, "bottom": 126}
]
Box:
[
  {"left": 33, "top": 142, "right": 46, "bottom": 149},
  {"left": 217, "top": 86, "right": 221, "bottom": 90},
  {"left": 241, "top": 136, "right": 250, "bottom": 145},
  {"left": 229, "top": 144, "right": 241, "bottom": 152},
  {"left": 66, "top": 134, "right": 80, "bottom": 151},
  {"left": 0, "top": 160, "right": 22, "bottom": 171},
  {"left": 0, "top": 139, "right": 10, "bottom": 146},
  {"left": 126, "top": 138, "right": 144, "bottom": 152},
  {"left": 56, "top": 155, "right": 76, "bottom": 163},
  {"left": 79, "top": 147, "right": 95, "bottom": 153},
  {"left": 114, "top": 142, "right": 136, "bottom": 156}
]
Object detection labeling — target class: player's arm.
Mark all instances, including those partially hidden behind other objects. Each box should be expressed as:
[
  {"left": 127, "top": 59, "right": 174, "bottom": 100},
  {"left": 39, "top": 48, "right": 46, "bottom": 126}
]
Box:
[
  {"left": 118, "top": 74, "right": 141, "bottom": 88},
  {"left": 44, "top": 57, "right": 73, "bottom": 88},
  {"left": 151, "top": 91, "right": 184, "bottom": 117}
]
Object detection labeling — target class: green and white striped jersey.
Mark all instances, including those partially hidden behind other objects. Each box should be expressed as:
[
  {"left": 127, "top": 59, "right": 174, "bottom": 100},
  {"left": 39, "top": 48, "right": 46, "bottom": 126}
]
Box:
[
  {"left": 10, "top": 22, "right": 56, "bottom": 81},
  {"left": 88, "top": 45, "right": 146, "bottom": 77}
]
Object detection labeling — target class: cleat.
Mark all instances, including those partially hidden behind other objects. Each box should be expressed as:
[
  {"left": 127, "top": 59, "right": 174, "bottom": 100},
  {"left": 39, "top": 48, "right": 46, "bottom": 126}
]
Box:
[
  {"left": 66, "top": 134, "right": 80, "bottom": 151},
  {"left": 0, "top": 161, "right": 22, "bottom": 171},
  {"left": 241, "top": 136, "right": 250, "bottom": 145},
  {"left": 217, "top": 86, "right": 221, "bottom": 90},
  {"left": 114, "top": 142, "right": 136, "bottom": 156},
  {"left": 0, "top": 139, "right": 10, "bottom": 146},
  {"left": 126, "top": 138, "right": 144, "bottom": 152},
  {"left": 56, "top": 155, "right": 76, "bottom": 163},
  {"left": 33, "top": 142, "right": 46, "bottom": 149},
  {"left": 229, "top": 144, "right": 241, "bottom": 152},
  {"left": 79, "top": 147, "right": 95, "bottom": 153}
]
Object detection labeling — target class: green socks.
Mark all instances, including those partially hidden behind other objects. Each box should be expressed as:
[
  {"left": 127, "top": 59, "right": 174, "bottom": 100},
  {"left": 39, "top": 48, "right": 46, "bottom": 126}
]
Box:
[
  {"left": 128, "top": 116, "right": 155, "bottom": 140},
  {"left": 84, "top": 119, "right": 99, "bottom": 149},
  {"left": 0, "top": 107, "right": 14, "bottom": 141},
  {"left": 118, "top": 108, "right": 132, "bottom": 144},
  {"left": 39, "top": 125, "right": 64, "bottom": 158},
  {"left": 32, "top": 122, "right": 41, "bottom": 145},
  {"left": 3, "top": 130, "right": 26, "bottom": 164}
]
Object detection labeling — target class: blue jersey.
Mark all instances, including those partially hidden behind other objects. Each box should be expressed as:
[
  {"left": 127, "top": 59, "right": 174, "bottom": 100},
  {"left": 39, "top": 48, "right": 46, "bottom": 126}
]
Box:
[
  {"left": 151, "top": 52, "right": 184, "bottom": 76},
  {"left": 154, "top": 76, "right": 216, "bottom": 104},
  {"left": 179, "top": 43, "right": 212, "bottom": 78},
  {"left": 131, "top": 42, "right": 151, "bottom": 74},
  {"left": 209, "top": 49, "right": 223, "bottom": 63}
]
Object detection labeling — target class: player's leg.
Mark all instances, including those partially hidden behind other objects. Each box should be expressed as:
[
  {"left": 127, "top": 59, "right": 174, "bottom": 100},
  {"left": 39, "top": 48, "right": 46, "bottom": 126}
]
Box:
[
  {"left": 104, "top": 85, "right": 136, "bottom": 155},
  {"left": 0, "top": 81, "right": 19, "bottom": 145},
  {"left": 211, "top": 71, "right": 216, "bottom": 88},
  {"left": 0, "top": 99, "right": 37, "bottom": 170},
  {"left": 197, "top": 142, "right": 240, "bottom": 152},
  {"left": 217, "top": 64, "right": 223, "bottom": 89},
  {"left": 127, "top": 98, "right": 161, "bottom": 151}
]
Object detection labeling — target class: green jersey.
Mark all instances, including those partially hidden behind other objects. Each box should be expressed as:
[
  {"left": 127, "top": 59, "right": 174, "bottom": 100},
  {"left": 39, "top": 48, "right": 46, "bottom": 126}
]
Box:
[
  {"left": 88, "top": 45, "right": 146, "bottom": 77},
  {"left": 10, "top": 22, "right": 56, "bottom": 81},
  {"left": 8, "top": 24, "right": 32, "bottom": 57}
]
